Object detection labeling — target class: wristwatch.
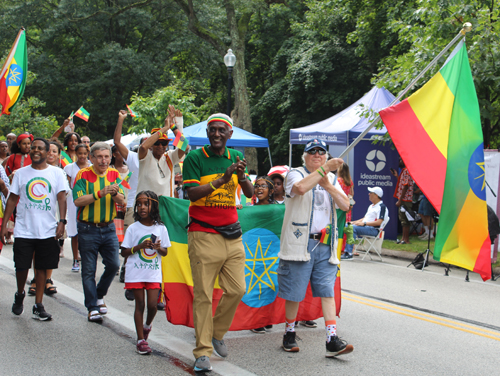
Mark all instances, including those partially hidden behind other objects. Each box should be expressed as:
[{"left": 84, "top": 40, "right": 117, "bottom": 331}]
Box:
[
  {"left": 363, "top": 221, "right": 367, "bottom": 227},
  {"left": 59, "top": 219, "right": 67, "bottom": 225}
]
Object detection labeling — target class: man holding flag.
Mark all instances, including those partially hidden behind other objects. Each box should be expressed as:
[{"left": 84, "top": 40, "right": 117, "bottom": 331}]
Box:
[{"left": 279, "top": 139, "right": 353, "bottom": 357}]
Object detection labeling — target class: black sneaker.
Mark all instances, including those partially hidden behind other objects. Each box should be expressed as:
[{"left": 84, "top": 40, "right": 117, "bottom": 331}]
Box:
[
  {"left": 125, "top": 289, "right": 135, "bottom": 301},
  {"left": 12, "top": 291, "right": 25, "bottom": 315},
  {"left": 282, "top": 331, "right": 299, "bottom": 352},
  {"left": 300, "top": 320, "right": 318, "bottom": 328},
  {"left": 325, "top": 336, "right": 354, "bottom": 357},
  {"left": 32, "top": 303, "right": 52, "bottom": 321}
]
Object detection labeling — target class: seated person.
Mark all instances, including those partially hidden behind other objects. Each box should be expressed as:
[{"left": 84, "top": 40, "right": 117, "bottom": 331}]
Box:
[{"left": 341, "top": 187, "right": 388, "bottom": 260}]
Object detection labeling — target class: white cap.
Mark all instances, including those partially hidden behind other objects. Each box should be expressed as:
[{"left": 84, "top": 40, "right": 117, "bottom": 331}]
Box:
[{"left": 368, "top": 186, "right": 383, "bottom": 198}]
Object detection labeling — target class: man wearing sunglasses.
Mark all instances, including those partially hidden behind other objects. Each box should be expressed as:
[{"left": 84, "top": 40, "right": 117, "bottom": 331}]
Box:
[
  {"left": 137, "top": 105, "right": 187, "bottom": 198},
  {"left": 278, "top": 139, "right": 354, "bottom": 358}
]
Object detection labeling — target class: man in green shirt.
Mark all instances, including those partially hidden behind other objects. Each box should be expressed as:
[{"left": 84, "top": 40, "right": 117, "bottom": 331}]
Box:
[{"left": 182, "top": 113, "right": 253, "bottom": 372}]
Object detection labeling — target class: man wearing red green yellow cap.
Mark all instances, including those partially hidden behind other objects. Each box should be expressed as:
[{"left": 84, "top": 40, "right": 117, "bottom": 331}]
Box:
[
  {"left": 137, "top": 104, "right": 187, "bottom": 197},
  {"left": 182, "top": 113, "right": 254, "bottom": 372}
]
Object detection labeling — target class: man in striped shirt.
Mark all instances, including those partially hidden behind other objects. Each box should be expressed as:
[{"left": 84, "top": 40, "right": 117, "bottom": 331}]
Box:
[{"left": 73, "top": 142, "right": 125, "bottom": 323}]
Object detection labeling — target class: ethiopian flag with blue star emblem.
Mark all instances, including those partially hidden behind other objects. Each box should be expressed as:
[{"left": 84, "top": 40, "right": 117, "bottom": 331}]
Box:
[
  {"left": 0, "top": 29, "right": 27, "bottom": 116},
  {"left": 160, "top": 196, "right": 344, "bottom": 330},
  {"left": 380, "top": 40, "right": 491, "bottom": 280}
]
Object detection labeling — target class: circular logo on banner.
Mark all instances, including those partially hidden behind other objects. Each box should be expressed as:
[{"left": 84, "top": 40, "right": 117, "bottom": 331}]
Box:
[
  {"left": 366, "top": 150, "right": 386, "bottom": 172},
  {"left": 7, "top": 64, "right": 23, "bottom": 87},
  {"left": 26, "top": 177, "right": 52, "bottom": 204},
  {"left": 137, "top": 234, "right": 158, "bottom": 263},
  {"left": 298, "top": 134, "right": 303, "bottom": 141},
  {"left": 468, "top": 143, "right": 486, "bottom": 201},
  {"left": 242, "top": 228, "right": 280, "bottom": 308}
]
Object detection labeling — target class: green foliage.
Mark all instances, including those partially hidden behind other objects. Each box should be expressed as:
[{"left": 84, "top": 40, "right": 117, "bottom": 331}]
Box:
[
  {"left": 0, "top": 96, "right": 59, "bottom": 139},
  {"left": 126, "top": 85, "right": 205, "bottom": 134}
]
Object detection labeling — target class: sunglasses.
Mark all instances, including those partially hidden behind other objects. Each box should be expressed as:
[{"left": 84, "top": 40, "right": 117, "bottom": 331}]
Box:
[
  {"left": 306, "top": 149, "right": 326, "bottom": 155},
  {"left": 154, "top": 140, "right": 169, "bottom": 146}
]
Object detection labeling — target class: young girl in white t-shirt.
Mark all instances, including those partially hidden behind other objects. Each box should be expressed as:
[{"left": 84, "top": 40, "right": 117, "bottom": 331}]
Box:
[{"left": 120, "top": 190, "right": 170, "bottom": 355}]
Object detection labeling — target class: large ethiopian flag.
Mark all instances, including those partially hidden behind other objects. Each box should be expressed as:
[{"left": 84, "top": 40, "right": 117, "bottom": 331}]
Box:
[
  {"left": 0, "top": 29, "right": 27, "bottom": 116},
  {"left": 160, "top": 196, "right": 344, "bottom": 330},
  {"left": 380, "top": 40, "right": 491, "bottom": 280}
]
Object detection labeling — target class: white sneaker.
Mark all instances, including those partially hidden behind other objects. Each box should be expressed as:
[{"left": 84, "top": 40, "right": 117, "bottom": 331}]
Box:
[{"left": 418, "top": 232, "right": 429, "bottom": 239}]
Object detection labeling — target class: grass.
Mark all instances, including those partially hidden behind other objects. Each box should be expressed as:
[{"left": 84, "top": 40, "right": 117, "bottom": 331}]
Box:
[
  {"left": 382, "top": 235, "right": 435, "bottom": 254},
  {"left": 383, "top": 235, "right": 500, "bottom": 268}
]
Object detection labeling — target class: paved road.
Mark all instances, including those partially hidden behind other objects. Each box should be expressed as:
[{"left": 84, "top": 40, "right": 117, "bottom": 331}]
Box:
[{"left": 1, "top": 242, "right": 499, "bottom": 375}]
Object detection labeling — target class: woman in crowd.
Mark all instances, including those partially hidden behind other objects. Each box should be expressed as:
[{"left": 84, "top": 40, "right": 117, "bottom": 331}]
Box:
[
  {"left": 0, "top": 141, "right": 9, "bottom": 164},
  {"left": 64, "top": 144, "right": 91, "bottom": 272},
  {"left": 268, "top": 167, "right": 288, "bottom": 204},
  {"left": 2, "top": 134, "right": 32, "bottom": 244},
  {"left": 111, "top": 145, "right": 130, "bottom": 245},
  {"left": 251, "top": 176, "right": 276, "bottom": 333}
]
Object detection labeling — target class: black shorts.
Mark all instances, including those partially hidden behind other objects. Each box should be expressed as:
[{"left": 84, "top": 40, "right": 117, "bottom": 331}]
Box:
[{"left": 13, "top": 237, "right": 60, "bottom": 271}]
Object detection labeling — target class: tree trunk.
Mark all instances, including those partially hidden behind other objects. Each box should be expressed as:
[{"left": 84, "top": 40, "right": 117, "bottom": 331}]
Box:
[
  {"left": 174, "top": 0, "right": 258, "bottom": 170},
  {"left": 224, "top": 1, "right": 257, "bottom": 171}
]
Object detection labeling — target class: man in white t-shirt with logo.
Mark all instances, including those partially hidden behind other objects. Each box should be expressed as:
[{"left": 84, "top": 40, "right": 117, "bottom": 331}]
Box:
[
  {"left": 1, "top": 138, "right": 68, "bottom": 321},
  {"left": 342, "top": 186, "right": 387, "bottom": 259}
]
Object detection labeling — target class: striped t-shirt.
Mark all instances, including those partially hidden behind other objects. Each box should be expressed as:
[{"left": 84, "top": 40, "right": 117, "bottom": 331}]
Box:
[
  {"left": 73, "top": 166, "right": 124, "bottom": 223},
  {"left": 183, "top": 145, "right": 248, "bottom": 233}
]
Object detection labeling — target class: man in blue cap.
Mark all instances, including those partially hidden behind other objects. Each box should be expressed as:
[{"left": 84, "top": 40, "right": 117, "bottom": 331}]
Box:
[{"left": 278, "top": 139, "right": 354, "bottom": 358}]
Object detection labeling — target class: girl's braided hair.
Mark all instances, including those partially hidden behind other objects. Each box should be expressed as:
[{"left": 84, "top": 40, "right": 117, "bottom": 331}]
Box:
[{"left": 133, "top": 190, "right": 163, "bottom": 225}]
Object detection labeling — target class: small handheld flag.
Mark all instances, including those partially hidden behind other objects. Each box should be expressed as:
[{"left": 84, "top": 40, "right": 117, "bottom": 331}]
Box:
[
  {"left": 320, "top": 225, "right": 332, "bottom": 245},
  {"left": 69, "top": 111, "right": 74, "bottom": 120},
  {"left": 173, "top": 132, "right": 188, "bottom": 152},
  {"left": 126, "top": 104, "right": 138, "bottom": 118},
  {"left": 60, "top": 150, "right": 73, "bottom": 168},
  {"left": 117, "top": 171, "right": 132, "bottom": 190},
  {"left": 74, "top": 106, "right": 90, "bottom": 122}
]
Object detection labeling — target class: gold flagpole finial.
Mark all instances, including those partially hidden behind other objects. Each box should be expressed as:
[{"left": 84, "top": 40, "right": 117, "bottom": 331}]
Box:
[{"left": 461, "top": 22, "right": 472, "bottom": 35}]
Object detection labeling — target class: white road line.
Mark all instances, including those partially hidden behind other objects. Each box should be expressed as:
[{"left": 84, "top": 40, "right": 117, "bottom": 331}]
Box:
[{"left": 0, "top": 255, "right": 257, "bottom": 376}]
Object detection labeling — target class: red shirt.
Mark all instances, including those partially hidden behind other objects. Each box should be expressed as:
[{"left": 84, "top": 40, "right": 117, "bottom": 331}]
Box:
[{"left": 394, "top": 168, "right": 414, "bottom": 202}]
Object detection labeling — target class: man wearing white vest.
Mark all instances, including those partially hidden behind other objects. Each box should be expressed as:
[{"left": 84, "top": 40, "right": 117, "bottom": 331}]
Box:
[{"left": 278, "top": 139, "right": 353, "bottom": 358}]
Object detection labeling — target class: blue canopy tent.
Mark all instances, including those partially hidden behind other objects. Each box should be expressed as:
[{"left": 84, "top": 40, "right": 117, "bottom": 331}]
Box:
[
  {"left": 288, "top": 87, "right": 402, "bottom": 240},
  {"left": 169, "top": 120, "right": 273, "bottom": 166},
  {"left": 122, "top": 120, "right": 272, "bottom": 165}
]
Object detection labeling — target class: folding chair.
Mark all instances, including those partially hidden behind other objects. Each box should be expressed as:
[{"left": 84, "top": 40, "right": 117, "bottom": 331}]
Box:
[{"left": 358, "top": 216, "right": 390, "bottom": 261}]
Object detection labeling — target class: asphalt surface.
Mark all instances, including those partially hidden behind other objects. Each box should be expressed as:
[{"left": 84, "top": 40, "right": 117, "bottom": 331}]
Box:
[{"left": 1, "top": 242, "right": 499, "bottom": 376}]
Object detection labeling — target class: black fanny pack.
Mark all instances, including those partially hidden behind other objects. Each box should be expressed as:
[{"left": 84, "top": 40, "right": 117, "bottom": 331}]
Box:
[{"left": 187, "top": 217, "right": 242, "bottom": 239}]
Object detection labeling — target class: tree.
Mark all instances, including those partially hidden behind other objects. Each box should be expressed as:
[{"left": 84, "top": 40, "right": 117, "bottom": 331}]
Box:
[{"left": 172, "top": 0, "right": 289, "bottom": 170}]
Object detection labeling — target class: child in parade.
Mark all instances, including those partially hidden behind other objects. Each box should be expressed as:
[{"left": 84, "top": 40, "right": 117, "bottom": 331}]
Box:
[
  {"left": 64, "top": 144, "right": 91, "bottom": 272},
  {"left": 120, "top": 191, "right": 170, "bottom": 354}
]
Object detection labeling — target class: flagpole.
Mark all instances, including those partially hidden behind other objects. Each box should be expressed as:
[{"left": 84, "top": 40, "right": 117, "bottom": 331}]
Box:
[
  {"left": 0, "top": 28, "right": 24, "bottom": 79},
  {"left": 338, "top": 22, "right": 473, "bottom": 159}
]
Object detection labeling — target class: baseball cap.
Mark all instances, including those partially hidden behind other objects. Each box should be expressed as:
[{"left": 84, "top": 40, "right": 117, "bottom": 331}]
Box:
[
  {"left": 304, "top": 139, "right": 327, "bottom": 152},
  {"left": 368, "top": 186, "right": 383, "bottom": 198}
]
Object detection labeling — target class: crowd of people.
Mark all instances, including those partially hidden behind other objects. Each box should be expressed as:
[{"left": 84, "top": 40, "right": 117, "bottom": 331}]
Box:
[{"left": 0, "top": 107, "right": 362, "bottom": 372}]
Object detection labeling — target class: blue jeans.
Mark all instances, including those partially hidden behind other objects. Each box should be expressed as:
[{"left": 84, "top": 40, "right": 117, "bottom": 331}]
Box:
[
  {"left": 77, "top": 222, "right": 120, "bottom": 312},
  {"left": 344, "top": 225, "right": 379, "bottom": 256}
]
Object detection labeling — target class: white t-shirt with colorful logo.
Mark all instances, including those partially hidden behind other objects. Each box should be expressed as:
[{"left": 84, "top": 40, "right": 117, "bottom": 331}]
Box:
[
  {"left": 122, "top": 222, "right": 171, "bottom": 283},
  {"left": 11, "top": 165, "right": 68, "bottom": 239}
]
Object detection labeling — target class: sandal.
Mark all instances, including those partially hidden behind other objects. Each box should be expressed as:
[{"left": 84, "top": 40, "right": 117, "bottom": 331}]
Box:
[
  {"left": 28, "top": 278, "right": 36, "bottom": 296},
  {"left": 44, "top": 279, "right": 57, "bottom": 295}
]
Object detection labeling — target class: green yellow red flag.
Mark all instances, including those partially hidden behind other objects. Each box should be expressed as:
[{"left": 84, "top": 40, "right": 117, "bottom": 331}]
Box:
[
  {"left": 0, "top": 29, "right": 27, "bottom": 116},
  {"left": 379, "top": 40, "right": 491, "bottom": 280},
  {"left": 74, "top": 106, "right": 90, "bottom": 122},
  {"left": 159, "top": 197, "right": 345, "bottom": 329}
]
